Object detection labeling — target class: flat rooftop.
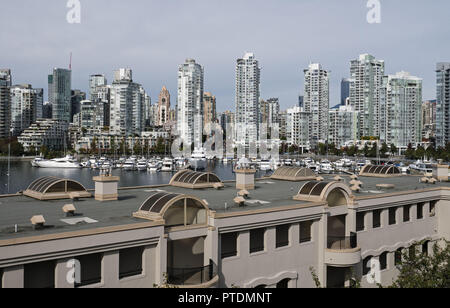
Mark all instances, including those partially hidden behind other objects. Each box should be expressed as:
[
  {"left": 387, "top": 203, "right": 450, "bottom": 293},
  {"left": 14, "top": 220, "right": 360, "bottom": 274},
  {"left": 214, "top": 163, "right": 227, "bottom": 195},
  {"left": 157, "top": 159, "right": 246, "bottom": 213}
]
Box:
[{"left": 0, "top": 174, "right": 449, "bottom": 242}]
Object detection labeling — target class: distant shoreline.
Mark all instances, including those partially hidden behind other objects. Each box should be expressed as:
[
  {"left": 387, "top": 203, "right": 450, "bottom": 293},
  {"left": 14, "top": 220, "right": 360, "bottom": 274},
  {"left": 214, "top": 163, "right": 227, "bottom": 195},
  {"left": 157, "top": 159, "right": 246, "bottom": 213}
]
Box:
[{"left": 0, "top": 156, "right": 34, "bottom": 162}]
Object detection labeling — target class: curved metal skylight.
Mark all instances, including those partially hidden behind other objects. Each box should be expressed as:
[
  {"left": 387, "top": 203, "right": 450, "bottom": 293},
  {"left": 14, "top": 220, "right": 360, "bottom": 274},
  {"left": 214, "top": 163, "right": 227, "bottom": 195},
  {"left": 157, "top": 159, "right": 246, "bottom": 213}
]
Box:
[{"left": 271, "top": 167, "right": 316, "bottom": 181}]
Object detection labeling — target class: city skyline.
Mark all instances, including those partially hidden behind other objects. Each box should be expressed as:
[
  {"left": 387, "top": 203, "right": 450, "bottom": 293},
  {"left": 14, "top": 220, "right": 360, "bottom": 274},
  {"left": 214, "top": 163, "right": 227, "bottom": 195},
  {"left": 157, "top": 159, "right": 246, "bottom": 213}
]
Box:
[{"left": 1, "top": 1, "right": 449, "bottom": 111}]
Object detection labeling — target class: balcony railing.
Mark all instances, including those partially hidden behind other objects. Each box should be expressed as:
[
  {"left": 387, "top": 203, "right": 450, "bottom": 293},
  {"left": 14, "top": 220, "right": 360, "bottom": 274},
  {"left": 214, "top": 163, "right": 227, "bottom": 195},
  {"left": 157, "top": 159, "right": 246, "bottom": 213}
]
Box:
[
  {"left": 327, "top": 233, "right": 358, "bottom": 250},
  {"left": 167, "top": 261, "right": 217, "bottom": 286}
]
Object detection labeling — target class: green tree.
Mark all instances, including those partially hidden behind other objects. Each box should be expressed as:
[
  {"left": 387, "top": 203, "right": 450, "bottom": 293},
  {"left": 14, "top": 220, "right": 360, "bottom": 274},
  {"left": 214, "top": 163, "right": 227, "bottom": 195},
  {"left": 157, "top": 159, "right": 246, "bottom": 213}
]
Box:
[
  {"left": 380, "top": 143, "right": 389, "bottom": 158},
  {"left": 387, "top": 241, "right": 449, "bottom": 288},
  {"left": 390, "top": 143, "right": 398, "bottom": 156}
]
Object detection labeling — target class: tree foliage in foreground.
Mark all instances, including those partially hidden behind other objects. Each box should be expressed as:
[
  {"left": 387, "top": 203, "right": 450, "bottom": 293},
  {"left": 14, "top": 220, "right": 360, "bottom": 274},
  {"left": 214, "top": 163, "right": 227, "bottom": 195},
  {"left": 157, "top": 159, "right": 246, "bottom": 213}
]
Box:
[{"left": 387, "top": 240, "right": 450, "bottom": 288}]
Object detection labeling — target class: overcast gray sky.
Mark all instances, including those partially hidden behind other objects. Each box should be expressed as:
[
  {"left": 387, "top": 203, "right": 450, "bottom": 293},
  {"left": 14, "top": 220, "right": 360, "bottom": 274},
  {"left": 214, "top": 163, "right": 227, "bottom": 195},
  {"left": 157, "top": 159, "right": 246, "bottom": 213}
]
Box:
[{"left": 1, "top": 0, "right": 449, "bottom": 111}]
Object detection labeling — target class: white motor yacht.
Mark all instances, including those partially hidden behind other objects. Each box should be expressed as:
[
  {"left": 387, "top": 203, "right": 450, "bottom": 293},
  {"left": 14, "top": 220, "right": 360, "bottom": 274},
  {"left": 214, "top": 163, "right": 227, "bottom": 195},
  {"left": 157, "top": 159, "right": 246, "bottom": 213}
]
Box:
[
  {"left": 136, "top": 159, "right": 148, "bottom": 171},
  {"left": 189, "top": 148, "right": 207, "bottom": 171},
  {"left": 161, "top": 158, "right": 175, "bottom": 172},
  {"left": 35, "top": 155, "right": 81, "bottom": 169}
]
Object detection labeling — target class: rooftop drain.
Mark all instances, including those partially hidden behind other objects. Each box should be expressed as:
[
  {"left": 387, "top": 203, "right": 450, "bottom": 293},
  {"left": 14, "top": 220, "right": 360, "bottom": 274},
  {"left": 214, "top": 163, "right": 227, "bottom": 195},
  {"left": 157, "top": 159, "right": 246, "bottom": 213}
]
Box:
[
  {"left": 170, "top": 170, "right": 223, "bottom": 189},
  {"left": 270, "top": 166, "right": 317, "bottom": 182},
  {"left": 23, "top": 176, "right": 91, "bottom": 201},
  {"left": 359, "top": 165, "right": 402, "bottom": 177}
]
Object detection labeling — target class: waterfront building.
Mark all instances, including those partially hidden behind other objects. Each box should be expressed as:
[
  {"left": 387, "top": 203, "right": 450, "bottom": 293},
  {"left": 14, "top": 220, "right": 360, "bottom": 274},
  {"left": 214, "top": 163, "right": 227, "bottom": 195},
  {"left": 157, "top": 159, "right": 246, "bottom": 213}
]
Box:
[
  {"left": 10, "top": 84, "right": 44, "bottom": 136},
  {"left": 0, "top": 69, "right": 11, "bottom": 138},
  {"left": 436, "top": 63, "right": 450, "bottom": 147},
  {"left": 17, "top": 119, "right": 68, "bottom": 152},
  {"left": 303, "top": 63, "right": 330, "bottom": 147},
  {"left": 379, "top": 72, "right": 423, "bottom": 150},
  {"left": 286, "top": 106, "right": 310, "bottom": 150},
  {"left": 235, "top": 53, "right": 260, "bottom": 148},
  {"left": 328, "top": 105, "right": 359, "bottom": 148},
  {"left": 349, "top": 54, "right": 385, "bottom": 138},
  {"left": 176, "top": 59, "right": 204, "bottom": 147},
  {"left": 0, "top": 166, "right": 449, "bottom": 288},
  {"left": 109, "top": 69, "right": 147, "bottom": 136},
  {"left": 49, "top": 68, "right": 72, "bottom": 123}
]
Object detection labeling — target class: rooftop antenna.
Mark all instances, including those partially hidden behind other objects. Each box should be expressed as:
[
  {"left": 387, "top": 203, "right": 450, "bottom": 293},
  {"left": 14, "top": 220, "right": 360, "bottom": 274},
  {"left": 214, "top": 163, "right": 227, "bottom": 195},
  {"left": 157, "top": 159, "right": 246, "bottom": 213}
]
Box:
[{"left": 69, "top": 52, "right": 72, "bottom": 70}]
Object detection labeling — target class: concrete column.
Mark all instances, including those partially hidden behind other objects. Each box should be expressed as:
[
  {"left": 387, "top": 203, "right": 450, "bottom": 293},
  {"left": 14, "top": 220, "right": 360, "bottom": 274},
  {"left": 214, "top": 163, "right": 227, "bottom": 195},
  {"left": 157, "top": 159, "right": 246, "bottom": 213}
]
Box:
[
  {"left": 291, "top": 223, "right": 300, "bottom": 245},
  {"left": 239, "top": 231, "right": 250, "bottom": 258},
  {"left": 380, "top": 209, "right": 389, "bottom": 228},
  {"left": 266, "top": 227, "right": 276, "bottom": 253},
  {"left": 410, "top": 204, "right": 417, "bottom": 221},
  {"left": 102, "top": 250, "right": 119, "bottom": 288},
  {"left": 2, "top": 265, "right": 24, "bottom": 288},
  {"left": 424, "top": 202, "right": 431, "bottom": 218},
  {"left": 317, "top": 211, "right": 328, "bottom": 287},
  {"left": 395, "top": 206, "right": 402, "bottom": 225},
  {"left": 55, "top": 258, "right": 75, "bottom": 288},
  {"left": 366, "top": 211, "right": 373, "bottom": 230},
  {"left": 155, "top": 234, "right": 167, "bottom": 284},
  {"left": 346, "top": 207, "right": 357, "bottom": 235},
  {"left": 205, "top": 227, "right": 219, "bottom": 267}
]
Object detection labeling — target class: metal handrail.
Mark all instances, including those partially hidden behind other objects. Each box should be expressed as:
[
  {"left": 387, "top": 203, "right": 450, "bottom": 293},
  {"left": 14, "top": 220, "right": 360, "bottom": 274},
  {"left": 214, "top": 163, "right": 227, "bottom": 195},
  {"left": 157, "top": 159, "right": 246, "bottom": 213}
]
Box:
[
  {"left": 327, "top": 233, "right": 358, "bottom": 250},
  {"left": 167, "top": 261, "right": 217, "bottom": 286}
]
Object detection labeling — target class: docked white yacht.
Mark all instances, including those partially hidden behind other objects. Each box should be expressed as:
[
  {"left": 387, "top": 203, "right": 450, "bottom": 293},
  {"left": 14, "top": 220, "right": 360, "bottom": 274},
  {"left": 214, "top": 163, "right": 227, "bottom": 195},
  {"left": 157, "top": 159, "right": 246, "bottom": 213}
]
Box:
[
  {"left": 35, "top": 155, "right": 81, "bottom": 169},
  {"left": 161, "top": 158, "right": 175, "bottom": 172},
  {"left": 136, "top": 159, "right": 148, "bottom": 171},
  {"left": 189, "top": 148, "right": 207, "bottom": 171},
  {"left": 30, "top": 157, "right": 44, "bottom": 167},
  {"left": 147, "top": 159, "right": 162, "bottom": 172},
  {"left": 123, "top": 159, "right": 136, "bottom": 171}
]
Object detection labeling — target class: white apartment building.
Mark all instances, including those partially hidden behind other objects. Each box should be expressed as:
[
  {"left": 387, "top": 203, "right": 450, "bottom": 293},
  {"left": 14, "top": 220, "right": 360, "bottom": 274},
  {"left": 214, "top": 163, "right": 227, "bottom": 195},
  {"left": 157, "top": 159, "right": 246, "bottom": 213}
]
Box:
[
  {"left": 328, "top": 105, "right": 359, "bottom": 148},
  {"left": 10, "top": 84, "right": 43, "bottom": 136},
  {"left": 303, "top": 63, "right": 330, "bottom": 147},
  {"left": 349, "top": 54, "right": 385, "bottom": 139},
  {"left": 379, "top": 72, "right": 423, "bottom": 150},
  {"left": 17, "top": 119, "right": 68, "bottom": 152},
  {"left": 109, "top": 69, "right": 147, "bottom": 136},
  {"left": 177, "top": 59, "right": 204, "bottom": 148},
  {"left": 74, "top": 131, "right": 170, "bottom": 152},
  {"left": 0, "top": 165, "right": 449, "bottom": 289},
  {"left": 235, "top": 53, "right": 261, "bottom": 148},
  {"left": 286, "top": 106, "right": 310, "bottom": 150}
]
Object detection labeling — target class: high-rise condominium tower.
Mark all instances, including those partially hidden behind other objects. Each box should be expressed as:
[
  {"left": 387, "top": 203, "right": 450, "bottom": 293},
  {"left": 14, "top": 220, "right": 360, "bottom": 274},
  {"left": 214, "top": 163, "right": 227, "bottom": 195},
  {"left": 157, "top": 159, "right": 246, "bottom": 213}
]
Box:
[
  {"left": 157, "top": 86, "right": 171, "bottom": 126},
  {"left": 0, "top": 69, "right": 11, "bottom": 138},
  {"left": 436, "top": 62, "right": 450, "bottom": 147},
  {"left": 10, "top": 84, "right": 43, "bottom": 136},
  {"left": 349, "top": 54, "right": 385, "bottom": 138},
  {"left": 303, "top": 63, "right": 330, "bottom": 146},
  {"left": 89, "top": 74, "right": 107, "bottom": 100},
  {"left": 341, "top": 78, "right": 351, "bottom": 106},
  {"left": 109, "top": 69, "right": 147, "bottom": 136},
  {"left": 235, "top": 52, "right": 260, "bottom": 148},
  {"left": 260, "top": 98, "right": 280, "bottom": 128},
  {"left": 379, "top": 72, "right": 423, "bottom": 149},
  {"left": 177, "top": 59, "right": 204, "bottom": 147},
  {"left": 49, "top": 68, "right": 72, "bottom": 123},
  {"left": 203, "top": 92, "right": 217, "bottom": 129}
]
